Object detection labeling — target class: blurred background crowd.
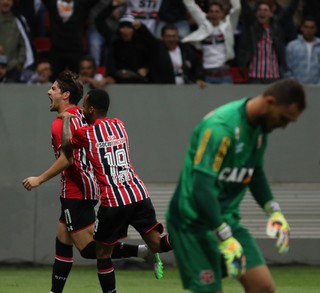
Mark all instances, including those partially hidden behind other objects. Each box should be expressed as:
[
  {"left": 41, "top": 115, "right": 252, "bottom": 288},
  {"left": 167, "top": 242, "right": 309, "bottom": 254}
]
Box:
[{"left": 0, "top": 0, "right": 319, "bottom": 87}]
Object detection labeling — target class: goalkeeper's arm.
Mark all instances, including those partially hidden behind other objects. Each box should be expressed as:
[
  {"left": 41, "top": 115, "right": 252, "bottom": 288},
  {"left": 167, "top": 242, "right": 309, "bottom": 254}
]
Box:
[
  {"left": 249, "top": 167, "right": 290, "bottom": 255},
  {"left": 264, "top": 201, "right": 290, "bottom": 255},
  {"left": 192, "top": 170, "right": 246, "bottom": 278},
  {"left": 192, "top": 170, "right": 224, "bottom": 229},
  {"left": 250, "top": 167, "right": 290, "bottom": 254}
]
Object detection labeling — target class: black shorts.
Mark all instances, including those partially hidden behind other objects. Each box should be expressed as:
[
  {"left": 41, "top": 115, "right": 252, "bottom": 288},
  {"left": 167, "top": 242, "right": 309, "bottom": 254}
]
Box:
[
  {"left": 93, "top": 198, "right": 164, "bottom": 244},
  {"left": 59, "top": 198, "right": 98, "bottom": 233}
]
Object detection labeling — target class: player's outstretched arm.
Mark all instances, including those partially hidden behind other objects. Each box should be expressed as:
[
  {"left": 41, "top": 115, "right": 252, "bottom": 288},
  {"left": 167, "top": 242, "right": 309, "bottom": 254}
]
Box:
[{"left": 22, "top": 152, "right": 72, "bottom": 191}]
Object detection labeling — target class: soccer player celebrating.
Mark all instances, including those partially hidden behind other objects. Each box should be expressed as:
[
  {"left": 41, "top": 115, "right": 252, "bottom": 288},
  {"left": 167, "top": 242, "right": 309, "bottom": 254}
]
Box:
[
  {"left": 166, "top": 79, "right": 306, "bottom": 293},
  {"left": 60, "top": 88, "right": 172, "bottom": 293},
  {"left": 22, "top": 71, "right": 163, "bottom": 293}
]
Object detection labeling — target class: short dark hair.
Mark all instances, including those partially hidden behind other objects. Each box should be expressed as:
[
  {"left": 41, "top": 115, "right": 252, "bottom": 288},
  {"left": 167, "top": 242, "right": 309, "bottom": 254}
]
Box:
[
  {"left": 87, "top": 89, "right": 110, "bottom": 115},
  {"left": 301, "top": 16, "right": 317, "bottom": 27},
  {"left": 79, "top": 55, "right": 96, "bottom": 70},
  {"left": 161, "top": 24, "right": 178, "bottom": 37},
  {"left": 255, "top": 1, "right": 273, "bottom": 12},
  {"left": 35, "top": 58, "right": 51, "bottom": 67},
  {"left": 208, "top": 1, "right": 224, "bottom": 12},
  {"left": 263, "top": 79, "right": 306, "bottom": 111},
  {"left": 56, "top": 70, "right": 83, "bottom": 105}
]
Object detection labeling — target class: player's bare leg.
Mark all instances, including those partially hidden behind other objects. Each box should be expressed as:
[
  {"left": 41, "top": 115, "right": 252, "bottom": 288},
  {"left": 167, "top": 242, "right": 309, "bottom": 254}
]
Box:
[
  {"left": 142, "top": 229, "right": 162, "bottom": 252},
  {"left": 239, "top": 265, "right": 275, "bottom": 293},
  {"left": 64, "top": 223, "right": 94, "bottom": 249},
  {"left": 143, "top": 229, "right": 173, "bottom": 279},
  {"left": 59, "top": 222, "right": 165, "bottom": 281}
]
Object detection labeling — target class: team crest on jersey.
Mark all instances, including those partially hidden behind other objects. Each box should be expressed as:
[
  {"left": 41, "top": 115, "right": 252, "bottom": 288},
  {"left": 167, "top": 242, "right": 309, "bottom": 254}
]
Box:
[
  {"left": 199, "top": 270, "right": 215, "bottom": 284},
  {"left": 218, "top": 167, "right": 254, "bottom": 184}
]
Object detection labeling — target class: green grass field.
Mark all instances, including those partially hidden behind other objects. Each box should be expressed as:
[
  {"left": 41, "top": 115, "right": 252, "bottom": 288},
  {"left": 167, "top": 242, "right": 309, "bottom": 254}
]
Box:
[{"left": 1, "top": 265, "right": 320, "bottom": 293}]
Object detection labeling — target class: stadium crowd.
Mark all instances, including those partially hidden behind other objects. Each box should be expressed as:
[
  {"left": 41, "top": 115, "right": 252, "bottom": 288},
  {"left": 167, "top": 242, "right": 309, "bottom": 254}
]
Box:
[{"left": 1, "top": 0, "right": 320, "bottom": 86}]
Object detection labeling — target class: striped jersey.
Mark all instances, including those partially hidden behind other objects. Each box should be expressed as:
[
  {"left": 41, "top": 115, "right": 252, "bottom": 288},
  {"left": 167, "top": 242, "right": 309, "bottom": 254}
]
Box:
[
  {"left": 70, "top": 117, "right": 149, "bottom": 207},
  {"left": 249, "top": 27, "right": 280, "bottom": 79},
  {"left": 126, "top": 0, "right": 163, "bottom": 33},
  {"left": 51, "top": 106, "right": 99, "bottom": 200}
]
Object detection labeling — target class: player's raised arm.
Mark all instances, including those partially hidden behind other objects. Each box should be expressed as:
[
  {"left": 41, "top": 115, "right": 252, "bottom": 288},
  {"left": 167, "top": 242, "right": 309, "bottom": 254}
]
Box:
[{"left": 22, "top": 151, "right": 72, "bottom": 191}]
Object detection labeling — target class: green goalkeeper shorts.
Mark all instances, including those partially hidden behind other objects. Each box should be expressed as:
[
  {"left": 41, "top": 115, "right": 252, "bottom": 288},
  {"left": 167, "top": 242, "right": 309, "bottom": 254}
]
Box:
[{"left": 167, "top": 221, "right": 265, "bottom": 292}]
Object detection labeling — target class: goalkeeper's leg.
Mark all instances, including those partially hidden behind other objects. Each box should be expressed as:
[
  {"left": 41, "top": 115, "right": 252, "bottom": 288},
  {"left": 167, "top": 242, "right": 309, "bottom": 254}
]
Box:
[
  {"left": 167, "top": 221, "right": 224, "bottom": 292},
  {"left": 239, "top": 265, "right": 275, "bottom": 293},
  {"left": 231, "top": 224, "right": 275, "bottom": 293}
]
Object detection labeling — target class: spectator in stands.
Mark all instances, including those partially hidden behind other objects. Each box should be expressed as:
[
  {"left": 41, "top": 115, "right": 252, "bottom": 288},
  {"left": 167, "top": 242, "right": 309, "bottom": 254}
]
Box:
[
  {"left": 155, "top": 0, "right": 190, "bottom": 39},
  {"left": 42, "top": 0, "right": 99, "bottom": 80},
  {"left": 0, "top": 0, "right": 35, "bottom": 82},
  {"left": 87, "top": 0, "right": 125, "bottom": 68},
  {"left": 238, "top": 0, "right": 299, "bottom": 84},
  {"left": 16, "top": 0, "right": 47, "bottom": 37},
  {"left": 125, "top": 0, "right": 163, "bottom": 35},
  {"left": 195, "top": 0, "right": 209, "bottom": 12},
  {"left": 0, "top": 54, "right": 14, "bottom": 83},
  {"left": 79, "top": 55, "right": 115, "bottom": 88},
  {"left": 27, "top": 58, "right": 53, "bottom": 84},
  {"left": 182, "top": 0, "right": 241, "bottom": 84},
  {"left": 190, "top": 1, "right": 233, "bottom": 31},
  {"left": 303, "top": 0, "right": 320, "bottom": 37},
  {"left": 97, "top": 11, "right": 153, "bottom": 83},
  {"left": 266, "top": 0, "right": 303, "bottom": 43},
  {"left": 149, "top": 24, "right": 206, "bottom": 87},
  {"left": 285, "top": 16, "right": 320, "bottom": 84},
  {"left": 240, "top": 0, "right": 302, "bottom": 43}
]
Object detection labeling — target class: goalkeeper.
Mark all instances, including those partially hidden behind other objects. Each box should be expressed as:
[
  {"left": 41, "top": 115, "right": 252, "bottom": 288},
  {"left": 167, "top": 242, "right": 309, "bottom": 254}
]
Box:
[{"left": 166, "top": 79, "right": 306, "bottom": 293}]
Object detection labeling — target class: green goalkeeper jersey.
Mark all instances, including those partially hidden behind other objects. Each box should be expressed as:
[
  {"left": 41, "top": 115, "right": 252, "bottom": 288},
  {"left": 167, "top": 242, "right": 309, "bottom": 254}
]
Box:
[{"left": 167, "top": 98, "right": 274, "bottom": 230}]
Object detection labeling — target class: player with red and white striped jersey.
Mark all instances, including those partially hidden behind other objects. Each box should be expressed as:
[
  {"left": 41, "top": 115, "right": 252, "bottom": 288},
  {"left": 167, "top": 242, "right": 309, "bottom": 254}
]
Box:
[
  {"left": 22, "top": 71, "right": 163, "bottom": 293},
  {"left": 70, "top": 117, "right": 149, "bottom": 207},
  {"left": 61, "top": 88, "right": 172, "bottom": 293},
  {"left": 51, "top": 105, "right": 99, "bottom": 201}
]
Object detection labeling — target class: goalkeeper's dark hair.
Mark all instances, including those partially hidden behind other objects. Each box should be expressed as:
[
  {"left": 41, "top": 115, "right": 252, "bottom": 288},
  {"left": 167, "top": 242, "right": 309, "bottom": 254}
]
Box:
[
  {"left": 262, "top": 79, "right": 306, "bottom": 111},
  {"left": 56, "top": 70, "right": 83, "bottom": 105},
  {"left": 87, "top": 89, "right": 110, "bottom": 115}
]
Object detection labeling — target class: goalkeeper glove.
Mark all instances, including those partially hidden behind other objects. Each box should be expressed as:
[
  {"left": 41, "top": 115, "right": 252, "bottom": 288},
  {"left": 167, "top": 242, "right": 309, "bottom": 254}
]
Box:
[
  {"left": 215, "top": 223, "right": 246, "bottom": 279},
  {"left": 266, "top": 211, "right": 290, "bottom": 255}
]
